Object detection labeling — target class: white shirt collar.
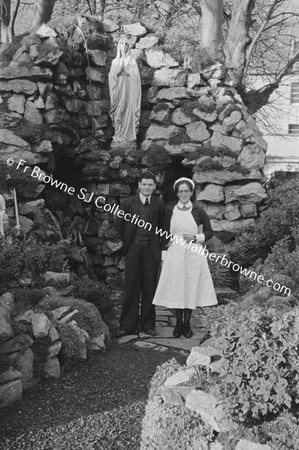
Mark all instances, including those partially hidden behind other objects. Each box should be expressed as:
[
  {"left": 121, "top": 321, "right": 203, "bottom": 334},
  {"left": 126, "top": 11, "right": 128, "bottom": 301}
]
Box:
[
  {"left": 139, "top": 193, "right": 151, "bottom": 204},
  {"left": 177, "top": 200, "right": 192, "bottom": 209}
]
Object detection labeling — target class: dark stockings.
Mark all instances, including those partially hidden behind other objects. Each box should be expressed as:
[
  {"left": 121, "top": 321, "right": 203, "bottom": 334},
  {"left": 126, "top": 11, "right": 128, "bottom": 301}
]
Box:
[
  {"left": 183, "top": 308, "right": 193, "bottom": 338},
  {"left": 173, "top": 309, "right": 183, "bottom": 338}
]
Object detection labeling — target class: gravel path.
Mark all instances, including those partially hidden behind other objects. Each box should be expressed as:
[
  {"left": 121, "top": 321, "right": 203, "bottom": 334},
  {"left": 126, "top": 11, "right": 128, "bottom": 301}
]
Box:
[{"left": 0, "top": 343, "right": 185, "bottom": 450}]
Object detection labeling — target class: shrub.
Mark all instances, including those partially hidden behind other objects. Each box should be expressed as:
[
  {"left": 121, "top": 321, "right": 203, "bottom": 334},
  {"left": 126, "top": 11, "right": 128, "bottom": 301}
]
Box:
[
  {"left": 229, "top": 177, "right": 299, "bottom": 265},
  {"left": 0, "top": 236, "right": 68, "bottom": 290},
  {"left": 37, "top": 296, "right": 108, "bottom": 338},
  {"left": 142, "top": 144, "right": 171, "bottom": 173},
  {"left": 219, "top": 307, "right": 299, "bottom": 421},
  {"left": 69, "top": 278, "right": 113, "bottom": 320},
  {"left": 55, "top": 322, "right": 86, "bottom": 366},
  {"left": 12, "top": 289, "right": 45, "bottom": 317}
]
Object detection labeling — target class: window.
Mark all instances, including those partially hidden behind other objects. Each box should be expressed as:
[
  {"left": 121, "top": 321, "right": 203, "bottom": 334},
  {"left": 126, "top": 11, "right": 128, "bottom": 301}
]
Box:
[
  {"left": 290, "top": 82, "right": 299, "bottom": 103},
  {"left": 288, "top": 124, "right": 299, "bottom": 135}
]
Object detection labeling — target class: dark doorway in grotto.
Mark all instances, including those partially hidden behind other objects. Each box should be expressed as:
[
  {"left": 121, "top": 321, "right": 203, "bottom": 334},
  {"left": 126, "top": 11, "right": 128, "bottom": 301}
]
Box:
[{"left": 162, "top": 155, "right": 193, "bottom": 205}]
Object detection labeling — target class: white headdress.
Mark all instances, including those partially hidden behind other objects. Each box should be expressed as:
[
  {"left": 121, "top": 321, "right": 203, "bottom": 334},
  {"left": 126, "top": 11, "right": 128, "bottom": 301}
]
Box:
[{"left": 173, "top": 177, "right": 195, "bottom": 191}]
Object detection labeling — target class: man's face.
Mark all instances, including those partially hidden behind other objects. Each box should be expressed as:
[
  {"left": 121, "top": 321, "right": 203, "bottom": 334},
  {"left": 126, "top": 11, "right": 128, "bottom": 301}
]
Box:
[{"left": 138, "top": 178, "right": 156, "bottom": 197}]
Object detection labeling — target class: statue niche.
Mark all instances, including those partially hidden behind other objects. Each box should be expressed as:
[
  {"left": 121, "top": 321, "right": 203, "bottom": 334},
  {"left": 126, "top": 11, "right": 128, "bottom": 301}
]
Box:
[{"left": 108, "top": 38, "right": 141, "bottom": 147}]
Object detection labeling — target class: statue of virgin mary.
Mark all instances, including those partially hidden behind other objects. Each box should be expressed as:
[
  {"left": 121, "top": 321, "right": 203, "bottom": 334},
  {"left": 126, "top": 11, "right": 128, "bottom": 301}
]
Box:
[{"left": 108, "top": 38, "right": 141, "bottom": 144}]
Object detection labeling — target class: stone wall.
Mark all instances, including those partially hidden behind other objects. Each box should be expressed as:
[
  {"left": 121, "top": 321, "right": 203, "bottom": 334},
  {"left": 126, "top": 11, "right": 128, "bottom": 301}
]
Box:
[{"left": 0, "top": 17, "right": 267, "bottom": 281}]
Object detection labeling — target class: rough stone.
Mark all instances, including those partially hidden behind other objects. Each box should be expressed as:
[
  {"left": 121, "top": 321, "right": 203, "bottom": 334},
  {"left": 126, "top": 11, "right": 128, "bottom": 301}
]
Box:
[
  {"left": 88, "top": 50, "right": 107, "bottom": 66},
  {"left": 50, "top": 306, "right": 71, "bottom": 321},
  {"left": 44, "top": 356, "right": 60, "bottom": 378},
  {"left": 44, "top": 271, "right": 70, "bottom": 285},
  {"left": 32, "top": 313, "right": 51, "bottom": 339},
  {"left": 197, "top": 185, "right": 224, "bottom": 203},
  {"left": 200, "top": 203, "right": 225, "bottom": 220},
  {"left": 14, "top": 310, "right": 34, "bottom": 323},
  {"left": 153, "top": 68, "right": 187, "bottom": 87},
  {"left": 235, "top": 440, "right": 272, "bottom": 450},
  {"left": 47, "top": 341, "right": 62, "bottom": 358},
  {"left": 0, "top": 80, "right": 38, "bottom": 94},
  {"left": 32, "top": 140, "right": 53, "bottom": 154},
  {"left": 11, "top": 348, "right": 34, "bottom": 384},
  {"left": 145, "top": 49, "right": 179, "bottom": 68},
  {"left": 0, "top": 367, "right": 22, "bottom": 385},
  {"left": 87, "top": 332, "right": 106, "bottom": 351},
  {"left": 187, "top": 73, "right": 203, "bottom": 89},
  {"left": 0, "top": 66, "right": 52, "bottom": 80},
  {"left": 0, "top": 305, "right": 12, "bottom": 341},
  {"left": 193, "top": 170, "right": 262, "bottom": 185},
  {"left": 172, "top": 108, "right": 192, "bottom": 126},
  {"left": 0, "top": 293, "right": 14, "bottom": 313},
  {"left": 150, "top": 103, "right": 171, "bottom": 123},
  {"left": 240, "top": 203, "right": 257, "bottom": 218},
  {"left": 186, "top": 346, "right": 222, "bottom": 367},
  {"left": 136, "top": 35, "right": 159, "bottom": 49},
  {"left": 43, "top": 108, "right": 70, "bottom": 124},
  {"left": 237, "top": 144, "right": 266, "bottom": 170},
  {"left": 102, "top": 19, "right": 119, "bottom": 33},
  {"left": 146, "top": 124, "right": 181, "bottom": 141},
  {"left": 164, "top": 367, "right": 197, "bottom": 386},
  {"left": 157, "top": 87, "right": 190, "bottom": 101},
  {"left": 0, "top": 334, "right": 33, "bottom": 355},
  {"left": 7, "top": 94, "right": 25, "bottom": 114},
  {"left": 85, "top": 67, "right": 105, "bottom": 83},
  {"left": 19, "top": 200, "right": 45, "bottom": 215},
  {"left": 186, "top": 121, "right": 210, "bottom": 142},
  {"left": 224, "top": 203, "right": 241, "bottom": 221},
  {"left": 224, "top": 182, "right": 267, "bottom": 204},
  {"left": 0, "top": 380, "right": 22, "bottom": 407},
  {"left": 211, "top": 131, "right": 242, "bottom": 153},
  {"left": 48, "top": 325, "right": 59, "bottom": 342},
  {"left": 193, "top": 109, "right": 217, "bottom": 123},
  {"left": 123, "top": 22, "right": 147, "bottom": 36},
  {"left": 222, "top": 110, "right": 242, "bottom": 131},
  {"left": 185, "top": 389, "right": 233, "bottom": 432},
  {"left": 211, "top": 219, "right": 255, "bottom": 233}
]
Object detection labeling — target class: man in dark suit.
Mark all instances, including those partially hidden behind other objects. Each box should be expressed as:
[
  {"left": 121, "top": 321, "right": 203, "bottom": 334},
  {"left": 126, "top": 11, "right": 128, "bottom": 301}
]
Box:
[{"left": 115, "top": 171, "right": 165, "bottom": 337}]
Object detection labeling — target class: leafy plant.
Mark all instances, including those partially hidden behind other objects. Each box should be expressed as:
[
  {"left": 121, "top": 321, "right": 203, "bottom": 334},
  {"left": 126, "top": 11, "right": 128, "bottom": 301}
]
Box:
[{"left": 219, "top": 307, "right": 299, "bottom": 421}]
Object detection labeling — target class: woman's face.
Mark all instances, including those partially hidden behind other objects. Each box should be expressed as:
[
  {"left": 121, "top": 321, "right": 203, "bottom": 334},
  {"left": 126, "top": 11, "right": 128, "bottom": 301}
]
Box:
[
  {"left": 119, "top": 40, "right": 129, "bottom": 55},
  {"left": 177, "top": 183, "right": 192, "bottom": 204}
]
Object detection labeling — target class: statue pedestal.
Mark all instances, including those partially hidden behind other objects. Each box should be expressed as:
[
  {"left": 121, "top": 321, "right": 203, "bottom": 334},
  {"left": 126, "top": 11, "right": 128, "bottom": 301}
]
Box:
[{"left": 110, "top": 141, "right": 137, "bottom": 151}]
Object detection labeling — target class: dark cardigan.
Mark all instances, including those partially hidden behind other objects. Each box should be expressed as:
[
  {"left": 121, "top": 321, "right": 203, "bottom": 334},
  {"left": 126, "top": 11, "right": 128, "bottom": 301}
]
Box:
[{"left": 161, "top": 202, "right": 213, "bottom": 251}]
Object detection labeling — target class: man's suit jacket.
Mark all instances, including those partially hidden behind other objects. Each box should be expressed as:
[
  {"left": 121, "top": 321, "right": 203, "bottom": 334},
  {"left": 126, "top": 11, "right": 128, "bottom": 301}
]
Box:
[{"left": 115, "top": 194, "right": 165, "bottom": 261}]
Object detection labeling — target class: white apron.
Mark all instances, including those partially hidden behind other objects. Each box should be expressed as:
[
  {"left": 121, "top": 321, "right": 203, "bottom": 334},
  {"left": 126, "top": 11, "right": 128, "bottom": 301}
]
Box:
[{"left": 153, "top": 206, "right": 218, "bottom": 309}]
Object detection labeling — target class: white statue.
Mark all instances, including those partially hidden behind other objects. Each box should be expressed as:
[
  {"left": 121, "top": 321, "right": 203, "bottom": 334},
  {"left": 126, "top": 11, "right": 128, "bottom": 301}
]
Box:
[{"left": 108, "top": 38, "right": 141, "bottom": 144}]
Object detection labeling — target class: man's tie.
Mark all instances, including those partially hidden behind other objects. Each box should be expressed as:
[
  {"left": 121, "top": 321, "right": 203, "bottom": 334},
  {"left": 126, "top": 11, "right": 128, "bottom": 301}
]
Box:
[{"left": 144, "top": 198, "right": 150, "bottom": 206}]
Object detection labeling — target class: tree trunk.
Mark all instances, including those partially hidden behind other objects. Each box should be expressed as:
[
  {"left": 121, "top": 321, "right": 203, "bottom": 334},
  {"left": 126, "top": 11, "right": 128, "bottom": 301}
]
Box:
[
  {"left": 31, "top": 0, "right": 56, "bottom": 31},
  {"left": 199, "top": 0, "right": 224, "bottom": 61},
  {"left": 223, "top": 0, "right": 255, "bottom": 88},
  {"left": 0, "top": 0, "right": 11, "bottom": 44}
]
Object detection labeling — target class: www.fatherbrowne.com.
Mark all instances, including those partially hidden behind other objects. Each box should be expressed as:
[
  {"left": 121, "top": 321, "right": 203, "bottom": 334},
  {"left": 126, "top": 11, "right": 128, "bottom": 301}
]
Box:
[{"left": 155, "top": 227, "right": 292, "bottom": 297}]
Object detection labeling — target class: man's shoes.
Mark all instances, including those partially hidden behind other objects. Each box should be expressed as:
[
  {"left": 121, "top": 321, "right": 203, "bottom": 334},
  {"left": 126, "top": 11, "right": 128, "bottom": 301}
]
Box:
[
  {"left": 141, "top": 328, "right": 156, "bottom": 336},
  {"left": 116, "top": 329, "right": 138, "bottom": 338},
  {"left": 182, "top": 325, "right": 193, "bottom": 338},
  {"left": 173, "top": 324, "right": 183, "bottom": 338}
]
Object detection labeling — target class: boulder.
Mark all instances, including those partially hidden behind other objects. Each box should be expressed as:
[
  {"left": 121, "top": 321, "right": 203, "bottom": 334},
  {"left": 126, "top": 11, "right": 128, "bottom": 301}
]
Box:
[
  {"left": 102, "top": 19, "right": 119, "bottom": 33},
  {"left": 87, "top": 332, "right": 106, "bottom": 352},
  {"left": 186, "top": 346, "right": 221, "bottom": 367},
  {"left": 211, "top": 131, "right": 243, "bottom": 153},
  {"left": 123, "top": 22, "right": 147, "bottom": 36},
  {"left": 197, "top": 185, "right": 224, "bottom": 203},
  {"left": 45, "top": 271, "right": 70, "bottom": 285},
  {"left": 211, "top": 219, "right": 255, "bottom": 233},
  {"left": 136, "top": 35, "right": 159, "bottom": 49},
  {"left": 0, "top": 66, "right": 52, "bottom": 80},
  {"left": 200, "top": 203, "right": 225, "bottom": 220},
  {"left": 48, "top": 325, "right": 59, "bottom": 342},
  {"left": 0, "top": 80, "right": 38, "bottom": 94},
  {"left": 153, "top": 68, "right": 187, "bottom": 87},
  {"left": 7, "top": 94, "right": 26, "bottom": 114},
  {"left": 0, "top": 293, "right": 14, "bottom": 313},
  {"left": 47, "top": 341, "right": 62, "bottom": 358},
  {"left": 50, "top": 306, "right": 71, "bottom": 321},
  {"left": 0, "top": 334, "right": 33, "bottom": 355},
  {"left": 157, "top": 87, "right": 190, "bottom": 101},
  {"left": 150, "top": 103, "right": 172, "bottom": 124},
  {"left": 222, "top": 110, "right": 242, "bottom": 131},
  {"left": 185, "top": 389, "right": 233, "bottom": 432},
  {"left": 0, "top": 305, "right": 12, "bottom": 341},
  {"left": 193, "top": 109, "right": 217, "bottom": 123},
  {"left": 237, "top": 144, "right": 266, "bottom": 170},
  {"left": 186, "top": 121, "right": 210, "bottom": 142},
  {"left": 172, "top": 108, "right": 192, "bottom": 126},
  {"left": 224, "top": 203, "right": 241, "bottom": 221},
  {"left": 44, "top": 356, "right": 60, "bottom": 378},
  {"left": 193, "top": 170, "right": 262, "bottom": 185},
  {"left": 187, "top": 73, "right": 203, "bottom": 89},
  {"left": 88, "top": 50, "right": 107, "bottom": 66},
  {"left": 11, "top": 348, "right": 34, "bottom": 384},
  {"left": 164, "top": 367, "right": 197, "bottom": 386},
  {"left": 145, "top": 49, "right": 179, "bottom": 68},
  {"left": 0, "top": 380, "right": 22, "bottom": 407},
  {"left": 32, "top": 313, "right": 51, "bottom": 339},
  {"left": 85, "top": 67, "right": 105, "bottom": 83},
  {"left": 235, "top": 440, "right": 272, "bottom": 450},
  {"left": 32, "top": 141, "right": 52, "bottom": 154},
  {"left": 225, "top": 182, "right": 267, "bottom": 204},
  {"left": 240, "top": 203, "right": 257, "bottom": 218},
  {"left": 0, "top": 367, "right": 22, "bottom": 384},
  {"left": 146, "top": 124, "right": 181, "bottom": 141}
]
